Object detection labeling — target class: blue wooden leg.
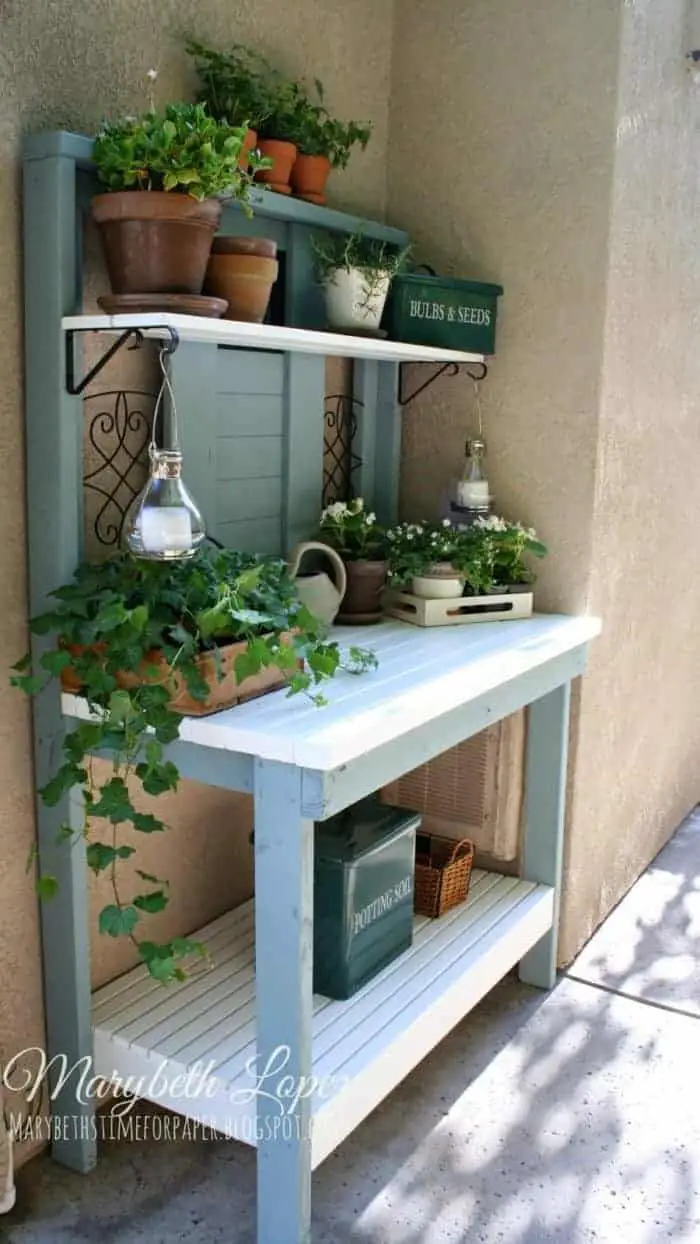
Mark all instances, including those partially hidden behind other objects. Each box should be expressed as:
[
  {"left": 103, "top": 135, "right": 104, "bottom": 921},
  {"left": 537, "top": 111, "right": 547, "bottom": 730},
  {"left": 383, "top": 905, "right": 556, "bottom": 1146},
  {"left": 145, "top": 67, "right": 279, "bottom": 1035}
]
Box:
[
  {"left": 254, "top": 759, "right": 314, "bottom": 1244},
  {"left": 518, "top": 681, "right": 571, "bottom": 989}
]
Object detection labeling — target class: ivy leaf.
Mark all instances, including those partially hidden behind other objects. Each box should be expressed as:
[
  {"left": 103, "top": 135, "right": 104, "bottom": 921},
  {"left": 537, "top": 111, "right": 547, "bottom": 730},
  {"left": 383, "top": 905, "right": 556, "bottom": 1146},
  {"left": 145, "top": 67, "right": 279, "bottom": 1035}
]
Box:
[
  {"left": 40, "top": 763, "right": 86, "bottom": 807},
  {"left": 170, "top": 937, "right": 206, "bottom": 961},
  {"left": 108, "top": 689, "right": 135, "bottom": 724},
  {"left": 234, "top": 647, "right": 263, "bottom": 683},
  {"left": 128, "top": 604, "right": 149, "bottom": 633},
  {"left": 98, "top": 904, "right": 140, "bottom": 938},
  {"left": 10, "top": 673, "right": 45, "bottom": 695},
  {"left": 131, "top": 811, "right": 164, "bottom": 834},
  {"left": 39, "top": 649, "right": 72, "bottom": 675},
  {"left": 135, "top": 760, "right": 179, "bottom": 797},
  {"left": 36, "top": 874, "right": 59, "bottom": 901},
  {"left": 12, "top": 653, "right": 32, "bottom": 672},
  {"left": 133, "top": 890, "right": 168, "bottom": 914},
  {"left": 86, "top": 842, "right": 135, "bottom": 873},
  {"left": 90, "top": 777, "right": 135, "bottom": 823},
  {"left": 135, "top": 869, "right": 162, "bottom": 885}
]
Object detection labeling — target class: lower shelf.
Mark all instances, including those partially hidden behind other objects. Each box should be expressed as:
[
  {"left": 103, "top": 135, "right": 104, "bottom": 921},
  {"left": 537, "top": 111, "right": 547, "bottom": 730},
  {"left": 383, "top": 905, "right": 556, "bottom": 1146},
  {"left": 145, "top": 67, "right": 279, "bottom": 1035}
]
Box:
[{"left": 93, "top": 870, "right": 553, "bottom": 1167}]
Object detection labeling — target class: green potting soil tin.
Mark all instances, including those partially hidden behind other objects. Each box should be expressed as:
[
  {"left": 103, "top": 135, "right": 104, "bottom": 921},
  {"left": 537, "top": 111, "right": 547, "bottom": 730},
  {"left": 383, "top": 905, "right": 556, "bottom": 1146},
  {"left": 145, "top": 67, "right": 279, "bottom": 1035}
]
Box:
[
  {"left": 386, "top": 271, "right": 503, "bottom": 354},
  {"left": 313, "top": 798, "right": 421, "bottom": 1000}
]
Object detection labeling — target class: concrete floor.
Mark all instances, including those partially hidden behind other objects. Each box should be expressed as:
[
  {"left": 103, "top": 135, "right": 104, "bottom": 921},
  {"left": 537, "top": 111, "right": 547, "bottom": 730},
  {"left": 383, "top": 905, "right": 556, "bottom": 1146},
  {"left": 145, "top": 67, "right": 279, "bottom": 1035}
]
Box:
[{"left": 2, "top": 807, "right": 700, "bottom": 1244}]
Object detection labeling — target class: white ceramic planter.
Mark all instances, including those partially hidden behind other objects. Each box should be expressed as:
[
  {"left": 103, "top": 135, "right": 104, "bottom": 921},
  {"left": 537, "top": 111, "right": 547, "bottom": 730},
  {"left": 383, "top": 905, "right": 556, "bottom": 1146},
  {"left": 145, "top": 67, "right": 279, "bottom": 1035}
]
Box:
[
  {"left": 324, "top": 267, "right": 391, "bottom": 332},
  {"left": 412, "top": 563, "right": 465, "bottom": 600}
]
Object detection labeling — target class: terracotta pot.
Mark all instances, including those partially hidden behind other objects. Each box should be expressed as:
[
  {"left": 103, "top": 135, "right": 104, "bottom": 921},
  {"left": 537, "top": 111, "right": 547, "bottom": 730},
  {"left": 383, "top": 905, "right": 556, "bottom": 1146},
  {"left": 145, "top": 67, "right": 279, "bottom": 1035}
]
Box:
[
  {"left": 116, "top": 634, "right": 299, "bottom": 716},
  {"left": 204, "top": 253, "right": 279, "bottom": 323},
  {"left": 337, "top": 560, "right": 389, "bottom": 625},
  {"left": 239, "top": 128, "right": 258, "bottom": 168},
  {"left": 291, "top": 153, "right": 332, "bottom": 205},
  {"left": 212, "top": 236, "right": 278, "bottom": 259},
  {"left": 60, "top": 643, "right": 107, "bottom": 693},
  {"left": 92, "top": 192, "right": 222, "bottom": 295},
  {"left": 255, "top": 139, "right": 297, "bottom": 194}
]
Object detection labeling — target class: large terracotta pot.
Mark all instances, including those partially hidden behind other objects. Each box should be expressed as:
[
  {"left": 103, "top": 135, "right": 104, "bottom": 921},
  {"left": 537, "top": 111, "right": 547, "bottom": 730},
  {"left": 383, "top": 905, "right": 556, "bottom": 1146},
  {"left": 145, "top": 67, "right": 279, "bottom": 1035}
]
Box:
[
  {"left": 337, "top": 559, "right": 389, "bottom": 625},
  {"left": 204, "top": 249, "right": 279, "bottom": 323},
  {"left": 255, "top": 139, "right": 297, "bottom": 194},
  {"left": 92, "top": 191, "right": 222, "bottom": 295},
  {"left": 291, "top": 153, "right": 332, "bottom": 205}
]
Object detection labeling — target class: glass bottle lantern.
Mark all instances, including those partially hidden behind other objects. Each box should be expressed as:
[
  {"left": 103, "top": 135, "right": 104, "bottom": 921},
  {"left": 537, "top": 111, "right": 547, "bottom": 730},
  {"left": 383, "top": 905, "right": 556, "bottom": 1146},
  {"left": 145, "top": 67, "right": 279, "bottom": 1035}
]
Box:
[
  {"left": 456, "top": 437, "right": 490, "bottom": 508},
  {"left": 126, "top": 449, "right": 205, "bottom": 560},
  {"left": 124, "top": 342, "right": 207, "bottom": 561}
]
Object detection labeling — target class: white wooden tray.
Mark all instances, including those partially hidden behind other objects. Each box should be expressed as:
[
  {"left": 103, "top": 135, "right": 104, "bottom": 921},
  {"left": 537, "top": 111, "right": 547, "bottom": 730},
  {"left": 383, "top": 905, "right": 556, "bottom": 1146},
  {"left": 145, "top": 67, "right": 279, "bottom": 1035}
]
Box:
[{"left": 385, "top": 589, "right": 534, "bottom": 627}]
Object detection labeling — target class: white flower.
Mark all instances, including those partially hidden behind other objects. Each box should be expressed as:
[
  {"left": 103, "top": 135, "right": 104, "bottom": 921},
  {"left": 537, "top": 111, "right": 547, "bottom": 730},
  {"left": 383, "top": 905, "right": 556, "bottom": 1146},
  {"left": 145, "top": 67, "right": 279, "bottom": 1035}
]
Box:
[
  {"left": 406, "top": 532, "right": 414, "bottom": 541},
  {"left": 366, "top": 512, "right": 376, "bottom": 524},
  {"left": 442, "top": 518, "right": 452, "bottom": 527},
  {"left": 146, "top": 68, "right": 158, "bottom": 81},
  {"left": 321, "top": 501, "right": 348, "bottom": 521},
  {"left": 351, "top": 497, "right": 365, "bottom": 512}
]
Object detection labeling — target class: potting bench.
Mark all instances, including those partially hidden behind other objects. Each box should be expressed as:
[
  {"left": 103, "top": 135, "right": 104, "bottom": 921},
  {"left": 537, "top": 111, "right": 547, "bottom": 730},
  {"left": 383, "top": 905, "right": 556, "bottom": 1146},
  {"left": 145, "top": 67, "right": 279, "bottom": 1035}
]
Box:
[{"left": 22, "top": 131, "right": 600, "bottom": 1244}]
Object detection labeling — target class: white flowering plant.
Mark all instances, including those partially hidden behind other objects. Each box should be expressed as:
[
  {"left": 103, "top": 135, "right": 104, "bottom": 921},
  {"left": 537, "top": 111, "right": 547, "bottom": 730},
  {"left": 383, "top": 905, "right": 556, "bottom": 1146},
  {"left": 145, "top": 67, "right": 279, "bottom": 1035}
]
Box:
[
  {"left": 387, "top": 516, "right": 546, "bottom": 594},
  {"left": 319, "top": 498, "right": 388, "bottom": 561}
]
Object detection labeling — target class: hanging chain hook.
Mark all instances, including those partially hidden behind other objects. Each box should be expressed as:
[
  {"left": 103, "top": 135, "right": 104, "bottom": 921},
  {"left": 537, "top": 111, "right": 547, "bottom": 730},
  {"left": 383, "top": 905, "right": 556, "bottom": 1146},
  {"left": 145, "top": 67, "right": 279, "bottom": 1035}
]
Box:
[{"left": 150, "top": 332, "right": 181, "bottom": 457}]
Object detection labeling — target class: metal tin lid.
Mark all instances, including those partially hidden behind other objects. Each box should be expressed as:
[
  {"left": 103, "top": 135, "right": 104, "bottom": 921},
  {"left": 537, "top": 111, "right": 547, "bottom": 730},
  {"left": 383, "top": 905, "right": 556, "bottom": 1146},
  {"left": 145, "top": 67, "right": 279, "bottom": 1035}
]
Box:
[
  {"left": 316, "top": 798, "right": 421, "bottom": 862},
  {"left": 465, "top": 437, "right": 487, "bottom": 456},
  {"left": 392, "top": 273, "right": 504, "bottom": 297}
]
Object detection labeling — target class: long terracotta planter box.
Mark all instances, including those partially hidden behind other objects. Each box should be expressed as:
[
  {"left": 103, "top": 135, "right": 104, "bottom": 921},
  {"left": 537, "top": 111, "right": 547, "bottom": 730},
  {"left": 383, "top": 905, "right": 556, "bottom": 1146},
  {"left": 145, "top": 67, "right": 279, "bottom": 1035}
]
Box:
[{"left": 60, "top": 636, "right": 298, "bottom": 716}]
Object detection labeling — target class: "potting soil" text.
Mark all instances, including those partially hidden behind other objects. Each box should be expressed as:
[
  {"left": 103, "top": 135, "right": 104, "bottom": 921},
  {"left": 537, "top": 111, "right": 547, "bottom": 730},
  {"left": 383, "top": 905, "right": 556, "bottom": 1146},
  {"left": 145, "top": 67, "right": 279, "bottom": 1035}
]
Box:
[{"left": 353, "top": 876, "right": 413, "bottom": 934}]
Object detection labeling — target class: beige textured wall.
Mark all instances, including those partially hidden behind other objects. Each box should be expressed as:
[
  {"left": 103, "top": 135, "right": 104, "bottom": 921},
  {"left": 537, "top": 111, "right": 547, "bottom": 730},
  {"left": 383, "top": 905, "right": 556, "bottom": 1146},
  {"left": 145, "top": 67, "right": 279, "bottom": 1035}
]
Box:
[
  {"left": 562, "top": 0, "right": 700, "bottom": 958},
  {"left": 388, "top": 0, "right": 700, "bottom": 961},
  {"left": 0, "top": 0, "right": 393, "bottom": 1155}
]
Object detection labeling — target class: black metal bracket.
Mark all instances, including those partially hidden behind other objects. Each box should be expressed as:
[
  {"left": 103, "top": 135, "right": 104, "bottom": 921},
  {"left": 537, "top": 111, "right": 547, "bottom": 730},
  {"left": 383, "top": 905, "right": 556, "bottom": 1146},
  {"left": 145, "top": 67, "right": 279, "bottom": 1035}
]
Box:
[
  {"left": 64, "top": 323, "right": 180, "bottom": 396},
  {"left": 397, "top": 359, "right": 489, "bottom": 406}
]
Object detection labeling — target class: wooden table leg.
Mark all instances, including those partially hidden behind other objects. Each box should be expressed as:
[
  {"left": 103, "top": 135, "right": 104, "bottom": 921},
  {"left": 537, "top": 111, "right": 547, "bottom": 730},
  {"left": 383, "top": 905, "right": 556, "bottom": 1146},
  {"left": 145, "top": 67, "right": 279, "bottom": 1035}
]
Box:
[
  {"left": 519, "top": 680, "right": 572, "bottom": 989},
  {"left": 254, "top": 758, "right": 314, "bottom": 1244}
]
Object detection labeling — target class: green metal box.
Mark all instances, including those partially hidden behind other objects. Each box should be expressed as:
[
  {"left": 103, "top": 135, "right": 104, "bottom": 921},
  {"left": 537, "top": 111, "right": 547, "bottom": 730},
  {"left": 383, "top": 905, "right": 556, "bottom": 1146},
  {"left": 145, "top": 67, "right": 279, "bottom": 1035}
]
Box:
[
  {"left": 386, "top": 272, "right": 503, "bottom": 355},
  {"left": 313, "top": 799, "right": 421, "bottom": 1000}
]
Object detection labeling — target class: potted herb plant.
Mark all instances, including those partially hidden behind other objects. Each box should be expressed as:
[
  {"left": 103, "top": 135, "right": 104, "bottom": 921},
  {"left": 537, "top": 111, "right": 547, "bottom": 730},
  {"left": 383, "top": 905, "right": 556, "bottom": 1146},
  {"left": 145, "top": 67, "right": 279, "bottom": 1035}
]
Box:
[
  {"left": 286, "top": 80, "right": 371, "bottom": 206},
  {"left": 319, "top": 498, "right": 389, "bottom": 623},
  {"left": 12, "top": 546, "right": 376, "bottom": 982},
  {"left": 92, "top": 102, "right": 260, "bottom": 302},
  {"left": 187, "top": 39, "right": 272, "bottom": 167},
  {"left": 312, "top": 229, "right": 410, "bottom": 334}
]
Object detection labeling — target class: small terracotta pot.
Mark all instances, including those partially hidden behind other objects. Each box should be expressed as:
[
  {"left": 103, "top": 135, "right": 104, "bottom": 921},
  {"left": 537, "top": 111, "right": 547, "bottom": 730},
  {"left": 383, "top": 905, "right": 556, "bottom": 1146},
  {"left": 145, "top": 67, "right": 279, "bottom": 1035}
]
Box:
[
  {"left": 204, "top": 252, "right": 279, "bottom": 323},
  {"left": 92, "top": 191, "right": 221, "bottom": 295},
  {"left": 255, "top": 139, "right": 297, "bottom": 194},
  {"left": 291, "top": 153, "right": 332, "bottom": 205},
  {"left": 337, "top": 560, "right": 389, "bottom": 625},
  {"left": 212, "top": 236, "right": 278, "bottom": 259},
  {"left": 239, "top": 128, "right": 258, "bottom": 168}
]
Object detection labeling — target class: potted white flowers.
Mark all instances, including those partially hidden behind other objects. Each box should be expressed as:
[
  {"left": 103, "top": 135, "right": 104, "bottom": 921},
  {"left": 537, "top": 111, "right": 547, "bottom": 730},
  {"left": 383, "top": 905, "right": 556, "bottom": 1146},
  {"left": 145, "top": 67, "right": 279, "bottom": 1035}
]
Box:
[
  {"left": 318, "top": 498, "right": 390, "bottom": 623},
  {"left": 387, "top": 516, "right": 546, "bottom": 602},
  {"left": 312, "top": 230, "right": 410, "bottom": 335}
]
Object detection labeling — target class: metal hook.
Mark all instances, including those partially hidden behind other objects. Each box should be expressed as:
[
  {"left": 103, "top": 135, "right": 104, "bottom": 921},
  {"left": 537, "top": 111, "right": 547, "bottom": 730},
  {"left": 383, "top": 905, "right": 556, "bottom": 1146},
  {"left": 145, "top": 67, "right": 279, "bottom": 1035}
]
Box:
[{"left": 397, "top": 359, "right": 489, "bottom": 407}]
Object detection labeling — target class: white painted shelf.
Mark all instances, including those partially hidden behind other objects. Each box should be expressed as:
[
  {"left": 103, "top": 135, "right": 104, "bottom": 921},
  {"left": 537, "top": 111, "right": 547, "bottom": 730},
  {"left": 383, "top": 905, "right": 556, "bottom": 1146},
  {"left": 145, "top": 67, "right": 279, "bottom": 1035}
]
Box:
[
  {"left": 62, "top": 312, "right": 487, "bottom": 366},
  {"left": 92, "top": 871, "right": 554, "bottom": 1167},
  {"left": 62, "top": 615, "right": 601, "bottom": 773}
]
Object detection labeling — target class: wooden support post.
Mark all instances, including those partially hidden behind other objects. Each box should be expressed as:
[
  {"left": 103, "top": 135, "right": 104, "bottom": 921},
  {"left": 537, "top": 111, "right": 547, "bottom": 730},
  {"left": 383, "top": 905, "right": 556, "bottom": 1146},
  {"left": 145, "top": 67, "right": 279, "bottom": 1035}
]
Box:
[
  {"left": 518, "top": 681, "right": 572, "bottom": 989},
  {"left": 254, "top": 759, "right": 314, "bottom": 1244},
  {"left": 23, "top": 144, "right": 96, "bottom": 1171}
]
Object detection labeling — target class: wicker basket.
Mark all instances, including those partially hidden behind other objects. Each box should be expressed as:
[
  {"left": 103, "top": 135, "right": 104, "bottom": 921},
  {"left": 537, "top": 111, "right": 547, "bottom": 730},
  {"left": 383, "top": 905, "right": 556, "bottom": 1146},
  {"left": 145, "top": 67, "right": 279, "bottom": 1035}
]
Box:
[{"left": 414, "top": 833, "right": 474, "bottom": 918}]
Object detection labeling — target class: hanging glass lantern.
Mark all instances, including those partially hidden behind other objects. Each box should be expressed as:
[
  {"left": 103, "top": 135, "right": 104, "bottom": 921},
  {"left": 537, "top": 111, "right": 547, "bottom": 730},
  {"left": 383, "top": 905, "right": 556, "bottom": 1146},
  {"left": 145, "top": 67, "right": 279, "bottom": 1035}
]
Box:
[
  {"left": 126, "top": 448, "right": 205, "bottom": 560},
  {"left": 456, "top": 437, "right": 491, "bottom": 509},
  {"left": 125, "top": 343, "right": 206, "bottom": 561}
]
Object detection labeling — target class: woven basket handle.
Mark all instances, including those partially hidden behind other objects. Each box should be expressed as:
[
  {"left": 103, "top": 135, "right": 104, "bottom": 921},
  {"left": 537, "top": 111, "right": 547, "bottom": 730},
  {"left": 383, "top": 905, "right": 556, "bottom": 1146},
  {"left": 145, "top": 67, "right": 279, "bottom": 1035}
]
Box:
[{"left": 446, "top": 837, "right": 473, "bottom": 865}]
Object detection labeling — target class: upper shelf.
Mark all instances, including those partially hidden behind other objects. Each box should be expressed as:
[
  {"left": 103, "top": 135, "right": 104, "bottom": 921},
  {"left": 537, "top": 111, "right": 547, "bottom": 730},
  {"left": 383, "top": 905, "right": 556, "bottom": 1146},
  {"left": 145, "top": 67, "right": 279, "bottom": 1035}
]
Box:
[{"left": 62, "top": 313, "right": 488, "bottom": 366}]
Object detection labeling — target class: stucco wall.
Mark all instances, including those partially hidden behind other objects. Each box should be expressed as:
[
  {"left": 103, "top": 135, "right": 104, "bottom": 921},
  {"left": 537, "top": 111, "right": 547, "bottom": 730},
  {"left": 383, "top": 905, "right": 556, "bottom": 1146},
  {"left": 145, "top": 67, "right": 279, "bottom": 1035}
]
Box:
[
  {"left": 0, "top": 0, "right": 393, "bottom": 1158},
  {"left": 562, "top": 0, "right": 700, "bottom": 957}
]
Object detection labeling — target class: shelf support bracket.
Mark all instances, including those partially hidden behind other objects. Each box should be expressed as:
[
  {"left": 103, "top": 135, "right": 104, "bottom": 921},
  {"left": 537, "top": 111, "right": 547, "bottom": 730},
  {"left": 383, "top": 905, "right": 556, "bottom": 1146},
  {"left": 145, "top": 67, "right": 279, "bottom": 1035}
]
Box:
[
  {"left": 397, "top": 359, "right": 489, "bottom": 407},
  {"left": 64, "top": 323, "right": 180, "bottom": 396}
]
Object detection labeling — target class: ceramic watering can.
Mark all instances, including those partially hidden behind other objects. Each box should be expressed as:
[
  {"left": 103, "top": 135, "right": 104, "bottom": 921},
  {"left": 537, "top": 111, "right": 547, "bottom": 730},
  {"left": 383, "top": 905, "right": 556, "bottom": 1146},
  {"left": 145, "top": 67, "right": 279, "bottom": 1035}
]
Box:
[{"left": 288, "top": 541, "right": 347, "bottom": 627}]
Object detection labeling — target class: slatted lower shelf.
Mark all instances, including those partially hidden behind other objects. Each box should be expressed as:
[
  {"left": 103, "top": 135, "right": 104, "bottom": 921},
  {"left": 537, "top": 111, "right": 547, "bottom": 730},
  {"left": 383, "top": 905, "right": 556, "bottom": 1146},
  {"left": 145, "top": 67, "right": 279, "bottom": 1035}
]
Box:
[{"left": 93, "top": 870, "right": 553, "bottom": 1167}]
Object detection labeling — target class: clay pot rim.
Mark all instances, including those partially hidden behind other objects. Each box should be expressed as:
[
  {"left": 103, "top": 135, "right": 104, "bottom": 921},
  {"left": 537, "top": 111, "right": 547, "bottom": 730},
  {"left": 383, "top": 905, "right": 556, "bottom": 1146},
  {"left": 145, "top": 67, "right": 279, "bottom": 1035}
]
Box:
[
  {"left": 92, "top": 191, "right": 222, "bottom": 226},
  {"left": 257, "top": 138, "right": 298, "bottom": 153},
  {"left": 344, "top": 558, "right": 389, "bottom": 571},
  {"left": 212, "top": 235, "right": 278, "bottom": 258}
]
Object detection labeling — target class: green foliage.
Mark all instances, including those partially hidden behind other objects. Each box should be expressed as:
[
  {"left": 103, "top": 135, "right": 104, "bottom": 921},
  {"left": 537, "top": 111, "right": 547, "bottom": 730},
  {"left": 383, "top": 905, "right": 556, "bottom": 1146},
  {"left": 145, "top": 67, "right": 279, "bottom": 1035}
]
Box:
[
  {"left": 319, "top": 498, "right": 389, "bottom": 562},
  {"left": 93, "top": 102, "right": 263, "bottom": 204},
  {"left": 387, "top": 517, "right": 547, "bottom": 593},
  {"left": 312, "top": 228, "right": 411, "bottom": 307},
  {"left": 187, "top": 40, "right": 371, "bottom": 165},
  {"left": 13, "top": 546, "right": 376, "bottom": 983}
]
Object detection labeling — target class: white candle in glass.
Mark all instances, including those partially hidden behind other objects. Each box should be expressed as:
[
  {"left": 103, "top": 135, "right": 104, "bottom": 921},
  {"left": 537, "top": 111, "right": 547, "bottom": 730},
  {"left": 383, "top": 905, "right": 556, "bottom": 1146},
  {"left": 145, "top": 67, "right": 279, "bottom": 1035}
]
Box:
[
  {"left": 141, "top": 506, "right": 193, "bottom": 554},
  {"left": 457, "top": 479, "right": 490, "bottom": 505}
]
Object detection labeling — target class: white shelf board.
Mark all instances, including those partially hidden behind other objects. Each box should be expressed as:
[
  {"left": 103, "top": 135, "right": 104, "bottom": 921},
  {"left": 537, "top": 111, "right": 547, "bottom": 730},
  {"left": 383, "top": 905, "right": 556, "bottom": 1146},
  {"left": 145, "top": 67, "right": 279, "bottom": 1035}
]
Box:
[
  {"left": 62, "top": 312, "right": 487, "bottom": 366},
  {"left": 92, "top": 871, "right": 553, "bottom": 1167},
  {"left": 63, "top": 615, "right": 601, "bottom": 773}
]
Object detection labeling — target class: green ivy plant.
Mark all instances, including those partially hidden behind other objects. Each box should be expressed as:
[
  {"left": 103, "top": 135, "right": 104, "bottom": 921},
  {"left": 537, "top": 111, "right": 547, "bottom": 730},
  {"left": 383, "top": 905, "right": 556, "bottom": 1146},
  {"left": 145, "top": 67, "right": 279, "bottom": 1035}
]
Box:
[
  {"left": 12, "top": 547, "right": 377, "bottom": 984},
  {"left": 93, "top": 102, "right": 264, "bottom": 206},
  {"left": 387, "top": 517, "right": 547, "bottom": 593}
]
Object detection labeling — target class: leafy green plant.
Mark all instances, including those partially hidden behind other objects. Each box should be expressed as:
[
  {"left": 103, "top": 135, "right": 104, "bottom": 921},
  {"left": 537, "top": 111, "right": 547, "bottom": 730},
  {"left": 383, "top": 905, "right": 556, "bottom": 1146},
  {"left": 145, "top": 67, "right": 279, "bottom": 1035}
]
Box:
[
  {"left": 187, "top": 39, "right": 273, "bottom": 130},
  {"left": 319, "top": 498, "right": 389, "bottom": 562},
  {"left": 93, "top": 102, "right": 263, "bottom": 204},
  {"left": 312, "top": 228, "right": 410, "bottom": 283},
  {"left": 12, "top": 547, "right": 376, "bottom": 983},
  {"left": 387, "top": 517, "right": 546, "bottom": 593},
  {"left": 282, "top": 79, "right": 371, "bottom": 168}
]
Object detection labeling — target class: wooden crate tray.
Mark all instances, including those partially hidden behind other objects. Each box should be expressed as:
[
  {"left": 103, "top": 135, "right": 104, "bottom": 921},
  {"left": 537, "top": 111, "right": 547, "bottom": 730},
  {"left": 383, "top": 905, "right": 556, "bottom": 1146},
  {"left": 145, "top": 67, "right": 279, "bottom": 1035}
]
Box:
[{"left": 384, "top": 589, "right": 534, "bottom": 627}]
